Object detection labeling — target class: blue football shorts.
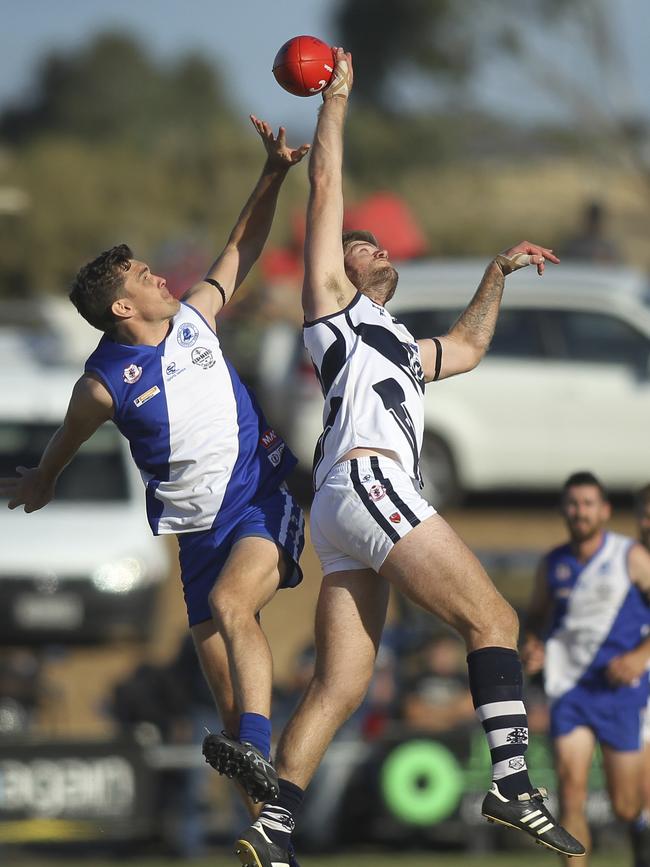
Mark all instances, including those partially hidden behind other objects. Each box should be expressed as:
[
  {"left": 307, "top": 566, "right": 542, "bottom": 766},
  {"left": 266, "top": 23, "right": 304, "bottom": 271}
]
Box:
[
  {"left": 178, "top": 483, "right": 305, "bottom": 627},
  {"left": 551, "top": 683, "right": 648, "bottom": 752}
]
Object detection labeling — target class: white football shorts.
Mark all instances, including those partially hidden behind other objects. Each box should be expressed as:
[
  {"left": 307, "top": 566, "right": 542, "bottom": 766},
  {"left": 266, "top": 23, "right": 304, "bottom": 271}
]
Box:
[{"left": 310, "top": 454, "right": 436, "bottom": 575}]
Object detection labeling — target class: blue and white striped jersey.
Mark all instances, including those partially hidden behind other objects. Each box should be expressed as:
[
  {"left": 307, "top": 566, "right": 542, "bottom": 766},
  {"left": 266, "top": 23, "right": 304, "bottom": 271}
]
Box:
[
  {"left": 543, "top": 531, "right": 650, "bottom": 701},
  {"left": 85, "top": 303, "right": 295, "bottom": 535}
]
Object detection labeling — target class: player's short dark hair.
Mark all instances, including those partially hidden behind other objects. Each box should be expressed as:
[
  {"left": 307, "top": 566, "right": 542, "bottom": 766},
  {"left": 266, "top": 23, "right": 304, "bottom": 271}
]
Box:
[
  {"left": 69, "top": 243, "right": 133, "bottom": 332},
  {"left": 342, "top": 230, "right": 380, "bottom": 255},
  {"left": 562, "top": 471, "right": 609, "bottom": 501},
  {"left": 636, "top": 484, "right": 650, "bottom": 509}
]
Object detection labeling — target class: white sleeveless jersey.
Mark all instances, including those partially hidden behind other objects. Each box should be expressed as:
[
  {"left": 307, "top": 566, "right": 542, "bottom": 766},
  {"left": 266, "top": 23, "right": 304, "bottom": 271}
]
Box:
[
  {"left": 543, "top": 531, "right": 648, "bottom": 700},
  {"left": 303, "top": 292, "right": 425, "bottom": 490}
]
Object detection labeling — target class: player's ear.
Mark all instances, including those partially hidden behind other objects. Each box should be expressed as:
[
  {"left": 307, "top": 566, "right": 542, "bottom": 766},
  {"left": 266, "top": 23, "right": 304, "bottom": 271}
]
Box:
[{"left": 111, "top": 297, "right": 135, "bottom": 320}]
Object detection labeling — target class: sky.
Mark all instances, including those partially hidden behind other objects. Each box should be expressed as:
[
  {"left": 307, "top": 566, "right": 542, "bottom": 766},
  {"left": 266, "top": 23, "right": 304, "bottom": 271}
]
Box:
[{"left": 1, "top": 0, "right": 649, "bottom": 137}]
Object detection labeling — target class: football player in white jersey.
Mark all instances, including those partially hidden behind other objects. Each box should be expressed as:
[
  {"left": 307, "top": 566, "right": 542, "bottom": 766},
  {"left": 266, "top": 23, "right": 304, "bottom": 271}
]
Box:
[
  {"left": 523, "top": 473, "right": 650, "bottom": 867},
  {"left": 235, "top": 49, "right": 584, "bottom": 867},
  {"left": 0, "top": 119, "right": 310, "bottom": 812}
]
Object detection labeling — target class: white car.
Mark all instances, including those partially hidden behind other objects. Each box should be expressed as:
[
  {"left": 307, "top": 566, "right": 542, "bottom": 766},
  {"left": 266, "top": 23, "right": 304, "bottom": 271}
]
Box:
[
  {"left": 258, "top": 260, "right": 650, "bottom": 506},
  {"left": 0, "top": 368, "right": 170, "bottom": 643}
]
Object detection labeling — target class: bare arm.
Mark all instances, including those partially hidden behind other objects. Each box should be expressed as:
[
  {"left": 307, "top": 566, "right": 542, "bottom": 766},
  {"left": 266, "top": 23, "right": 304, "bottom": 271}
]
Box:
[
  {"left": 520, "top": 557, "right": 553, "bottom": 675},
  {"left": 183, "top": 117, "right": 309, "bottom": 324},
  {"left": 302, "top": 48, "right": 356, "bottom": 322},
  {"left": 417, "top": 242, "right": 560, "bottom": 383},
  {"left": 0, "top": 374, "right": 114, "bottom": 513}
]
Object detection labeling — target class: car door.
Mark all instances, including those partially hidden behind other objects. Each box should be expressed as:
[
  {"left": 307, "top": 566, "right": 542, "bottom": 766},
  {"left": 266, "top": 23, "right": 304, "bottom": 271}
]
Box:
[{"left": 542, "top": 309, "right": 650, "bottom": 487}]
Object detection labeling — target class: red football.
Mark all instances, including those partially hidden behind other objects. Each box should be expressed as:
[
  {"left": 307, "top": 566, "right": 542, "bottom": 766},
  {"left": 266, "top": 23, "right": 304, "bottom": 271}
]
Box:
[{"left": 272, "top": 35, "right": 335, "bottom": 97}]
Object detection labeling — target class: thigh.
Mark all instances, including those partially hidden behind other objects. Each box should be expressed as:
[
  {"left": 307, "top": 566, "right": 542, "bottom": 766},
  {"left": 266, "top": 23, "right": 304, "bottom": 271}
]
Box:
[
  {"left": 313, "top": 568, "right": 390, "bottom": 687},
  {"left": 554, "top": 727, "right": 596, "bottom": 793},
  {"left": 379, "top": 513, "right": 515, "bottom": 647},
  {"left": 215, "top": 535, "right": 288, "bottom": 614}
]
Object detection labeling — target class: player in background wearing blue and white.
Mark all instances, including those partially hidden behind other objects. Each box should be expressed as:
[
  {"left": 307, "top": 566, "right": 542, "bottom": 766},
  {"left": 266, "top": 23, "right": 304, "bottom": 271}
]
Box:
[
  {"left": 636, "top": 483, "right": 650, "bottom": 862},
  {"left": 523, "top": 472, "right": 650, "bottom": 867},
  {"left": 0, "top": 118, "right": 309, "bottom": 808},
  {"left": 234, "top": 47, "right": 584, "bottom": 867}
]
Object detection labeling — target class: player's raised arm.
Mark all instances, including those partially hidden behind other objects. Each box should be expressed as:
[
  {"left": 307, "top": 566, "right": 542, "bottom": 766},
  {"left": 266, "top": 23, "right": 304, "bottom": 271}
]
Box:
[
  {"left": 417, "top": 241, "right": 559, "bottom": 383},
  {"left": 183, "top": 118, "right": 309, "bottom": 324},
  {"left": 0, "top": 374, "right": 114, "bottom": 513},
  {"left": 302, "top": 48, "right": 356, "bottom": 322}
]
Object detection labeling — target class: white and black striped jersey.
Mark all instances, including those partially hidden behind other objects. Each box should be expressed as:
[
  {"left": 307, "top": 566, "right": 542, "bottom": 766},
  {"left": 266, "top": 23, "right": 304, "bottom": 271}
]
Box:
[{"left": 303, "top": 292, "right": 426, "bottom": 491}]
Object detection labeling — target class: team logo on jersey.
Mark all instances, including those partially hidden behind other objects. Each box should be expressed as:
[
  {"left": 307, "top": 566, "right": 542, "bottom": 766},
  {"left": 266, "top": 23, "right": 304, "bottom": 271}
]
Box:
[
  {"left": 389, "top": 512, "right": 401, "bottom": 524},
  {"left": 508, "top": 757, "right": 526, "bottom": 771},
  {"left": 191, "top": 346, "right": 215, "bottom": 368},
  {"left": 123, "top": 363, "right": 142, "bottom": 384},
  {"left": 555, "top": 563, "right": 572, "bottom": 581},
  {"left": 177, "top": 322, "right": 199, "bottom": 347},
  {"left": 368, "top": 482, "right": 386, "bottom": 502}
]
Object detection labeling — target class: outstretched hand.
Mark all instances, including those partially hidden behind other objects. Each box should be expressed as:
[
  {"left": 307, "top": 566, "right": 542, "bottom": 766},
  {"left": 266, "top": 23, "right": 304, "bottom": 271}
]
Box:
[
  {"left": 496, "top": 241, "right": 560, "bottom": 277},
  {"left": 250, "top": 116, "right": 309, "bottom": 169},
  {"left": 323, "top": 46, "right": 353, "bottom": 101},
  {"left": 0, "top": 465, "right": 54, "bottom": 513}
]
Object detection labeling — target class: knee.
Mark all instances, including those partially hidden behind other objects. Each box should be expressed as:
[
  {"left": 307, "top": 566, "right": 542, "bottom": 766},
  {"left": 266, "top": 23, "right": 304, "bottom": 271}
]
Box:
[
  {"left": 467, "top": 597, "right": 519, "bottom": 648},
  {"left": 208, "top": 586, "right": 253, "bottom": 631},
  {"left": 611, "top": 793, "right": 641, "bottom": 824}
]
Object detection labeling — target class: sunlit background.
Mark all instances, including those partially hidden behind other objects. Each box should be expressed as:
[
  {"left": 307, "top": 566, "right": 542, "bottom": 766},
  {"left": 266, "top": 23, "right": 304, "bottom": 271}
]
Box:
[{"left": 1, "top": 1, "right": 649, "bottom": 864}]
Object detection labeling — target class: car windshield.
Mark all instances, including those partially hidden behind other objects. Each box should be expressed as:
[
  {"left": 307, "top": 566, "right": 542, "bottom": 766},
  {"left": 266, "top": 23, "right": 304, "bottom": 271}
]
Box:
[{"left": 0, "top": 422, "right": 130, "bottom": 502}]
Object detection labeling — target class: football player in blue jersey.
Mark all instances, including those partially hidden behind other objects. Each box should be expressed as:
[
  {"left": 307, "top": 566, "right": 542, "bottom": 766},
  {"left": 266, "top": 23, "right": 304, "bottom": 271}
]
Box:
[
  {"left": 523, "top": 472, "right": 650, "bottom": 867},
  {"left": 636, "top": 483, "right": 650, "bottom": 865},
  {"left": 0, "top": 117, "right": 310, "bottom": 813}
]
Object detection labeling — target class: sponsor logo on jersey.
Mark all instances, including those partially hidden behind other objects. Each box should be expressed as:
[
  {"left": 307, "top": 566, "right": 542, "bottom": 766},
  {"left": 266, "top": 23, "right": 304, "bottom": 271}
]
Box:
[
  {"left": 261, "top": 429, "right": 279, "bottom": 449},
  {"left": 133, "top": 385, "right": 161, "bottom": 407},
  {"left": 123, "top": 363, "right": 143, "bottom": 384},
  {"left": 177, "top": 322, "right": 199, "bottom": 347},
  {"left": 191, "top": 346, "right": 215, "bottom": 368},
  {"left": 165, "top": 361, "right": 185, "bottom": 380},
  {"left": 368, "top": 482, "right": 386, "bottom": 502},
  {"left": 389, "top": 512, "right": 401, "bottom": 524},
  {"left": 260, "top": 428, "right": 285, "bottom": 467}
]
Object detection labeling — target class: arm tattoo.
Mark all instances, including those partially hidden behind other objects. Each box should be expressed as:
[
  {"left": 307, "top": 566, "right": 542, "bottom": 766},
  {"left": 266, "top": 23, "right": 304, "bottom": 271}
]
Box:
[{"left": 450, "top": 261, "right": 505, "bottom": 353}]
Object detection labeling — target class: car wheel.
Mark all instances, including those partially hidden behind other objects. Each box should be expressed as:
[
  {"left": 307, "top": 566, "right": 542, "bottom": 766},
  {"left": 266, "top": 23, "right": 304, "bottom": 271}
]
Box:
[{"left": 419, "top": 433, "right": 461, "bottom": 509}]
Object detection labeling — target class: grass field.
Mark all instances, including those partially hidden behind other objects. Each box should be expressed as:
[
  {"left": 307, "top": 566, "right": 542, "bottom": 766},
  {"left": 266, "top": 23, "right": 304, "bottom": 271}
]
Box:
[{"left": 6, "top": 850, "right": 624, "bottom": 867}]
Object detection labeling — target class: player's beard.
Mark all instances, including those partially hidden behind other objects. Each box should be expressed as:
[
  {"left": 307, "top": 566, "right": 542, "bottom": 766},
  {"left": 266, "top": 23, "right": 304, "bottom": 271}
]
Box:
[
  {"left": 358, "top": 261, "right": 399, "bottom": 305},
  {"left": 568, "top": 518, "right": 601, "bottom": 543}
]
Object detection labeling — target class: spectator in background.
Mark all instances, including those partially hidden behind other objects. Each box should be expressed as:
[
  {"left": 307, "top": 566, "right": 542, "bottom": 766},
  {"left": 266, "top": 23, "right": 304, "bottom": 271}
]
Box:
[
  {"left": 522, "top": 472, "right": 650, "bottom": 867},
  {"left": 399, "top": 631, "right": 474, "bottom": 734},
  {"left": 561, "top": 200, "right": 622, "bottom": 264},
  {"left": 636, "top": 484, "right": 650, "bottom": 829}
]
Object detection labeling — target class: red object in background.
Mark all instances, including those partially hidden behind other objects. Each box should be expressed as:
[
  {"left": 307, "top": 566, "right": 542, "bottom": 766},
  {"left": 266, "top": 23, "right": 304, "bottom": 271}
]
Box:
[
  {"left": 272, "top": 36, "right": 335, "bottom": 97},
  {"left": 344, "top": 192, "right": 428, "bottom": 260},
  {"left": 261, "top": 191, "right": 428, "bottom": 285},
  {"left": 261, "top": 246, "right": 302, "bottom": 283}
]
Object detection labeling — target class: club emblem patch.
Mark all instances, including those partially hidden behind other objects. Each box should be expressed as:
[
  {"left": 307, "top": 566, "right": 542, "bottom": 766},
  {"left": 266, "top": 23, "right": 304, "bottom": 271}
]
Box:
[
  {"left": 191, "top": 346, "right": 215, "bottom": 368},
  {"left": 389, "top": 512, "right": 401, "bottom": 524},
  {"left": 508, "top": 756, "right": 526, "bottom": 771},
  {"left": 123, "top": 364, "right": 142, "bottom": 384},
  {"left": 368, "top": 482, "right": 386, "bottom": 502},
  {"left": 177, "top": 322, "right": 199, "bottom": 347}
]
